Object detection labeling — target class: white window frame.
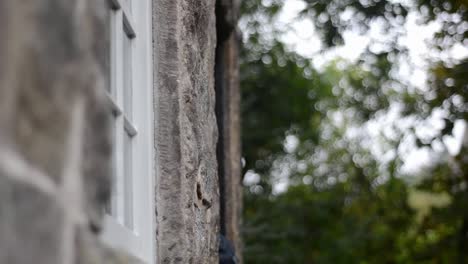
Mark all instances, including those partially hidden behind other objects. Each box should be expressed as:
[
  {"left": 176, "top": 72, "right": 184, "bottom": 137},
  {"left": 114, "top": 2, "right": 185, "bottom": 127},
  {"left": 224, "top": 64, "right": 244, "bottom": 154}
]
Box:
[{"left": 101, "top": 0, "right": 155, "bottom": 263}]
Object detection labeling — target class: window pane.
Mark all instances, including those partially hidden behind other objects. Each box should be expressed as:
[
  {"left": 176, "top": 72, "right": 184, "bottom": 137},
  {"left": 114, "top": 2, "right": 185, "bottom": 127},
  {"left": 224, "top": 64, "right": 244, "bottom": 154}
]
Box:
[
  {"left": 106, "top": 114, "right": 118, "bottom": 215},
  {"left": 124, "top": 0, "right": 132, "bottom": 14},
  {"left": 123, "top": 31, "right": 133, "bottom": 121},
  {"left": 124, "top": 131, "right": 133, "bottom": 229}
]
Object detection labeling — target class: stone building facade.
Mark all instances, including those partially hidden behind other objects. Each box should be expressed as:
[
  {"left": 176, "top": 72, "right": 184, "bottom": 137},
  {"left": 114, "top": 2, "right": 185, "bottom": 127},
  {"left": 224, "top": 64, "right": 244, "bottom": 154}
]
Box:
[{"left": 0, "top": 0, "right": 241, "bottom": 263}]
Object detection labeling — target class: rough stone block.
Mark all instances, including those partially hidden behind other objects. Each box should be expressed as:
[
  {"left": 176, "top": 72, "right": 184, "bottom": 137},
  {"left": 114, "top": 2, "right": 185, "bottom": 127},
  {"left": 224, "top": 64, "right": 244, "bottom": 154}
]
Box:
[
  {"left": 153, "top": 0, "right": 220, "bottom": 262},
  {"left": 0, "top": 175, "right": 64, "bottom": 264}
]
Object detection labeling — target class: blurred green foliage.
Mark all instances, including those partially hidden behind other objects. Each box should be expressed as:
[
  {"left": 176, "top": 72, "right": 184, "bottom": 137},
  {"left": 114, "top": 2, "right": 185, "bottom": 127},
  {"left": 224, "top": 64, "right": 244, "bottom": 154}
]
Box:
[{"left": 240, "top": 0, "right": 468, "bottom": 263}]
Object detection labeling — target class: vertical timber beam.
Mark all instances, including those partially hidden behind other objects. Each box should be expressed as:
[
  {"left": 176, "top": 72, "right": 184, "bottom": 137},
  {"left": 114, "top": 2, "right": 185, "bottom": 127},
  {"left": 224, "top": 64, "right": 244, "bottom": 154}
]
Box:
[{"left": 215, "top": 0, "right": 242, "bottom": 262}]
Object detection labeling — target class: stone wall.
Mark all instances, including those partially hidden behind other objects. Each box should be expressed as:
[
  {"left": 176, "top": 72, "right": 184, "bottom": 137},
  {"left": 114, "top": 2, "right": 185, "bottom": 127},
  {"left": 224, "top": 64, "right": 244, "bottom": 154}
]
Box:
[
  {"left": 0, "top": 0, "right": 133, "bottom": 263},
  {"left": 152, "top": 0, "right": 220, "bottom": 263},
  {"left": 0, "top": 0, "right": 224, "bottom": 262}
]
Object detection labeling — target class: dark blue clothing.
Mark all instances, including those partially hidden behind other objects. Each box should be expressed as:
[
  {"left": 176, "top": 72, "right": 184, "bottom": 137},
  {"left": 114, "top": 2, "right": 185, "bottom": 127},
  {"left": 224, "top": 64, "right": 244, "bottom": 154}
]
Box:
[{"left": 219, "top": 234, "right": 237, "bottom": 264}]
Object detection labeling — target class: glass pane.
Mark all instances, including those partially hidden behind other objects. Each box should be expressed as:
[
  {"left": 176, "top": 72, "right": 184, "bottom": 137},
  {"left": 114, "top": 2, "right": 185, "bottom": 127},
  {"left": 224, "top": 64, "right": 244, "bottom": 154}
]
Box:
[
  {"left": 123, "top": 130, "right": 133, "bottom": 229},
  {"left": 104, "top": 28, "right": 111, "bottom": 93},
  {"left": 125, "top": 0, "right": 132, "bottom": 13},
  {"left": 106, "top": 115, "right": 118, "bottom": 215},
  {"left": 123, "top": 30, "right": 133, "bottom": 121}
]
